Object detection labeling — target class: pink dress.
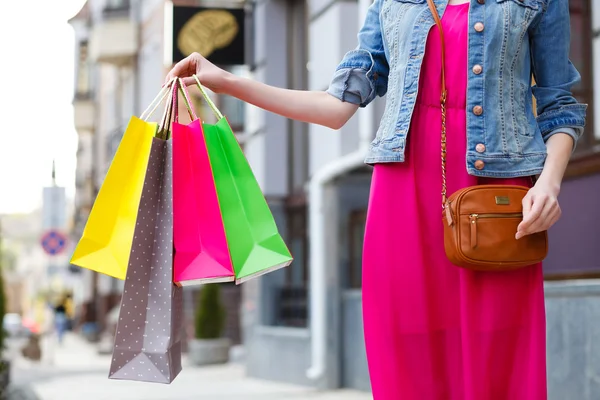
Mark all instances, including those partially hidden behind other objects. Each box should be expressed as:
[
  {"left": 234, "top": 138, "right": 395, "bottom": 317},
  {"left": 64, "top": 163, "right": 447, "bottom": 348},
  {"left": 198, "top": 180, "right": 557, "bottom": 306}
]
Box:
[{"left": 362, "top": 4, "right": 547, "bottom": 399}]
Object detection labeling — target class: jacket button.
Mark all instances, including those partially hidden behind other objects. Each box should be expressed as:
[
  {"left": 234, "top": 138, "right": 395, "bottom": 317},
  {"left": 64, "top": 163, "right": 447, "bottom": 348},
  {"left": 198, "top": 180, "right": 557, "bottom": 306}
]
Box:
[
  {"left": 474, "top": 160, "right": 485, "bottom": 170},
  {"left": 477, "top": 0, "right": 485, "bottom": 3},
  {"left": 474, "top": 22, "right": 484, "bottom": 32},
  {"left": 476, "top": 143, "right": 486, "bottom": 153},
  {"left": 373, "top": 72, "right": 379, "bottom": 81},
  {"left": 472, "top": 64, "right": 483, "bottom": 75},
  {"left": 473, "top": 105, "right": 483, "bottom": 116}
]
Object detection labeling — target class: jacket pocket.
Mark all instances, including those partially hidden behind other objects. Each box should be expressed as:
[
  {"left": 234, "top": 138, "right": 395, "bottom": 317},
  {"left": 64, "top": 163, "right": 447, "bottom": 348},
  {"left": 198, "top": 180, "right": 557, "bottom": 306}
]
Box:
[
  {"left": 516, "top": 81, "right": 534, "bottom": 137},
  {"left": 495, "top": 0, "right": 540, "bottom": 10},
  {"left": 496, "top": 0, "right": 540, "bottom": 28},
  {"left": 392, "top": 0, "right": 426, "bottom": 3}
]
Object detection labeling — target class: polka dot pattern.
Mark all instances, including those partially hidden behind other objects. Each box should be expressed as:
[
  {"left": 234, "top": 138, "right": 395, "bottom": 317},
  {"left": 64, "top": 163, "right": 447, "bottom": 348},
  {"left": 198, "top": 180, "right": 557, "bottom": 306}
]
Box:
[{"left": 109, "top": 139, "right": 183, "bottom": 384}]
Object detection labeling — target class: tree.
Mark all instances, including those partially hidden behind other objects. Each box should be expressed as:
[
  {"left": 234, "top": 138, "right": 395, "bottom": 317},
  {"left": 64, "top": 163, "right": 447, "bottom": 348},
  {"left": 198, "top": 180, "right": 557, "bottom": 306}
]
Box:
[
  {"left": 0, "top": 220, "right": 6, "bottom": 356},
  {"left": 194, "top": 284, "right": 226, "bottom": 340}
]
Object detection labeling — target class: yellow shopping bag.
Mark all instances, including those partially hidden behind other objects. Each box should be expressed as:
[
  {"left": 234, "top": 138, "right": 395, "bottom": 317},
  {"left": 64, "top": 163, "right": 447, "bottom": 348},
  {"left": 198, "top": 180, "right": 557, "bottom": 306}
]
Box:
[{"left": 71, "top": 81, "right": 175, "bottom": 280}]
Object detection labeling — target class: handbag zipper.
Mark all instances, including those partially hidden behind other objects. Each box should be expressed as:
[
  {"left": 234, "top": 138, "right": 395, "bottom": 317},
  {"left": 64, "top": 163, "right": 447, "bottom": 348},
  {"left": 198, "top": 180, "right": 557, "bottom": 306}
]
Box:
[
  {"left": 469, "top": 213, "right": 523, "bottom": 219},
  {"left": 469, "top": 213, "right": 523, "bottom": 248}
]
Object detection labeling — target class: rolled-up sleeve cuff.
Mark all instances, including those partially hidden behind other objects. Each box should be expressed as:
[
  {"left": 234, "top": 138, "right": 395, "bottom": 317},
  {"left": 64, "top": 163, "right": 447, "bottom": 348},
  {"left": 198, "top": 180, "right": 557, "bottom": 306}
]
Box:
[
  {"left": 537, "top": 103, "right": 587, "bottom": 146},
  {"left": 545, "top": 127, "right": 578, "bottom": 143},
  {"left": 326, "top": 67, "right": 375, "bottom": 108}
]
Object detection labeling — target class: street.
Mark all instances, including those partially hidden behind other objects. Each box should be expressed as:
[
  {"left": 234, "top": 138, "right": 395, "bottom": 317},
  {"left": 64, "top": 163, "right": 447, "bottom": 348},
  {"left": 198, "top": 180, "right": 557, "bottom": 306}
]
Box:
[{"left": 8, "top": 334, "right": 373, "bottom": 400}]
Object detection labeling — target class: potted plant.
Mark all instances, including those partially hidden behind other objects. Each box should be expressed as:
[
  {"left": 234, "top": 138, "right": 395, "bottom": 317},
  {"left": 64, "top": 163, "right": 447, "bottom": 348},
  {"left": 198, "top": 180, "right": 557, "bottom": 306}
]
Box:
[{"left": 188, "top": 284, "right": 230, "bottom": 366}]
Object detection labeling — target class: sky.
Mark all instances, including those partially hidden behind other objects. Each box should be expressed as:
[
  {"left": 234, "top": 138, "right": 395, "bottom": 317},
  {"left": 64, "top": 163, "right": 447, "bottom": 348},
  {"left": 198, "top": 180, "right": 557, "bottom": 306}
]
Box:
[{"left": 0, "top": 0, "right": 87, "bottom": 214}]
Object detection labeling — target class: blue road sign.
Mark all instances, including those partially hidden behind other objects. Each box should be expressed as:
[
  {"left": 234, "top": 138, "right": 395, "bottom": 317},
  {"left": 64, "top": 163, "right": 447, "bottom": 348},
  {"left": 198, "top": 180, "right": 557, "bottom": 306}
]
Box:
[{"left": 41, "top": 230, "right": 67, "bottom": 256}]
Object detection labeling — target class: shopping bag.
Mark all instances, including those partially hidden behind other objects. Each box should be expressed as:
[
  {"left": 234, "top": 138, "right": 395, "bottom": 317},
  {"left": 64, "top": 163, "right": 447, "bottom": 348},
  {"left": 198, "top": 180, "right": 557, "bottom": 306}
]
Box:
[
  {"left": 191, "top": 76, "right": 293, "bottom": 284},
  {"left": 172, "top": 82, "right": 235, "bottom": 286},
  {"left": 172, "top": 124, "right": 235, "bottom": 285},
  {"left": 109, "top": 137, "right": 183, "bottom": 384},
  {"left": 71, "top": 83, "right": 174, "bottom": 280}
]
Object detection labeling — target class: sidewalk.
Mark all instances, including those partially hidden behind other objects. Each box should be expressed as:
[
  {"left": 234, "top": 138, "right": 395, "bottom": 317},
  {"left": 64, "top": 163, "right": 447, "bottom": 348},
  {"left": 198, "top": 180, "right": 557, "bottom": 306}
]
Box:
[{"left": 13, "top": 334, "right": 373, "bottom": 400}]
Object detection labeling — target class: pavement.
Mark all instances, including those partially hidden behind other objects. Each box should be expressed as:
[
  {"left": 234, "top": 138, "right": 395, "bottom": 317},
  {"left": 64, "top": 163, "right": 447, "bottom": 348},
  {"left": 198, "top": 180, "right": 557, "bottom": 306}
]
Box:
[{"left": 8, "top": 333, "right": 373, "bottom": 400}]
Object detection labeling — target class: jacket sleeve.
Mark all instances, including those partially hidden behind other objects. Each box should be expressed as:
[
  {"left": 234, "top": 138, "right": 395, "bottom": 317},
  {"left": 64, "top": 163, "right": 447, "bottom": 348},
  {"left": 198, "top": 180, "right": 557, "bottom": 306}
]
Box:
[
  {"left": 326, "top": 0, "right": 389, "bottom": 108},
  {"left": 529, "top": 0, "right": 587, "bottom": 146}
]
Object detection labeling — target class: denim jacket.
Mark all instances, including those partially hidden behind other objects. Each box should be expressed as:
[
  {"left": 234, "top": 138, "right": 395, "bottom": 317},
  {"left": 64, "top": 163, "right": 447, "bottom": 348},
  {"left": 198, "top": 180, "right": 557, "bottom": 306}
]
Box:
[{"left": 326, "top": 0, "right": 587, "bottom": 177}]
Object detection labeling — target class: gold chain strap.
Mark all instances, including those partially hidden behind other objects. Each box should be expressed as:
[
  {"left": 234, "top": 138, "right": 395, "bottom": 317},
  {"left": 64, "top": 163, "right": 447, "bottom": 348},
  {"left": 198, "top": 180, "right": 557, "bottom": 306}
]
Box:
[{"left": 441, "top": 93, "right": 448, "bottom": 207}]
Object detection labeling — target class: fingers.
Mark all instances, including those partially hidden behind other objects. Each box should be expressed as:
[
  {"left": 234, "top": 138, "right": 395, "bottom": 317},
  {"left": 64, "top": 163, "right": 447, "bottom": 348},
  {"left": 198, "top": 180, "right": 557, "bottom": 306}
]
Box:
[
  {"left": 546, "top": 204, "right": 562, "bottom": 229},
  {"left": 161, "top": 76, "right": 177, "bottom": 90},
  {"left": 516, "top": 194, "right": 535, "bottom": 239},
  {"left": 525, "top": 199, "right": 555, "bottom": 234},
  {"left": 180, "top": 77, "right": 197, "bottom": 87},
  {"left": 516, "top": 194, "right": 560, "bottom": 239},
  {"left": 164, "top": 54, "right": 198, "bottom": 85},
  {"left": 164, "top": 59, "right": 185, "bottom": 85}
]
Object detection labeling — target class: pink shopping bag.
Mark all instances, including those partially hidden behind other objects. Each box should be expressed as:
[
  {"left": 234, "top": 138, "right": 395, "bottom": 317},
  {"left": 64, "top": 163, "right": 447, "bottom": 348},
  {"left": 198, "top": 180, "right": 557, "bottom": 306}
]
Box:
[{"left": 172, "top": 83, "right": 235, "bottom": 286}]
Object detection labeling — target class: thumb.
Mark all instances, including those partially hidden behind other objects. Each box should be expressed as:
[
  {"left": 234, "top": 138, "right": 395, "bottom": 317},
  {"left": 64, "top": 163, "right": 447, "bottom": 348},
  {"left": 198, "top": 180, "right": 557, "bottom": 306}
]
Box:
[
  {"left": 181, "top": 77, "right": 197, "bottom": 87},
  {"left": 522, "top": 194, "right": 533, "bottom": 217}
]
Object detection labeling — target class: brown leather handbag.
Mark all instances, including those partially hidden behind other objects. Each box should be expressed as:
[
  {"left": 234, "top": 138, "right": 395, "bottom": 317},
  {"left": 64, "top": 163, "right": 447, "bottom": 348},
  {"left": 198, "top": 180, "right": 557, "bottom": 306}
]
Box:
[{"left": 426, "top": 0, "right": 548, "bottom": 271}]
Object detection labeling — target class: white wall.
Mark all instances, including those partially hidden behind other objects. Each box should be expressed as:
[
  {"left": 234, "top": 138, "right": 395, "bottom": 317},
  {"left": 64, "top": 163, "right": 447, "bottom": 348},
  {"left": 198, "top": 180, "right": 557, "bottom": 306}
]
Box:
[
  {"left": 138, "top": 0, "right": 165, "bottom": 117},
  {"left": 307, "top": 1, "right": 364, "bottom": 175},
  {"left": 244, "top": 0, "right": 290, "bottom": 197}
]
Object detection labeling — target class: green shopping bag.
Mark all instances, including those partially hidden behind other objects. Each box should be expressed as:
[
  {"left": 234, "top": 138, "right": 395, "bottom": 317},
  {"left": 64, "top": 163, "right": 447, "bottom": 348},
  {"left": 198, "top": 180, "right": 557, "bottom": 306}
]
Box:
[{"left": 190, "top": 76, "right": 292, "bottom": 284}]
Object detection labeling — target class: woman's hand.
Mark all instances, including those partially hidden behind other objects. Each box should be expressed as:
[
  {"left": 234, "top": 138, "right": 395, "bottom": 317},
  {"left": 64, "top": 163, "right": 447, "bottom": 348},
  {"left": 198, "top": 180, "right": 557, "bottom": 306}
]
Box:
[
  {"left": 516, "top": 132, "right": 574, "bottom": 240},
  {"left": 164, "top": 52, "right": 230, "bottom": 93},
  {"left": 516, "top": 178, "right": 561, "bottom": 240}
]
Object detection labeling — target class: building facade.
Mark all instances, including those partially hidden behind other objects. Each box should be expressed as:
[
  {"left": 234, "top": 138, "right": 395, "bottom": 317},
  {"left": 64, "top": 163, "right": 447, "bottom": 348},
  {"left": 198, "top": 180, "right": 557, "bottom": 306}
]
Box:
[
  {"left": 69, "top": 0, "right": 244, "bottom": 346},
  {"left": 68, "top": 0, "right": 600, "bottom": 397}
]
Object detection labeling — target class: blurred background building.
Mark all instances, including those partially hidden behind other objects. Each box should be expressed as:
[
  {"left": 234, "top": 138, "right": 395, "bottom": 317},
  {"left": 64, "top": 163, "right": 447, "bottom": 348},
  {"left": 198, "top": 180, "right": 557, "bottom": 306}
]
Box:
[
  {"left": 68, "top": 0, "right": 244, "bottom": 350},
  {"left": 65, "top": 0, "right": 600, "bottom": 397}
]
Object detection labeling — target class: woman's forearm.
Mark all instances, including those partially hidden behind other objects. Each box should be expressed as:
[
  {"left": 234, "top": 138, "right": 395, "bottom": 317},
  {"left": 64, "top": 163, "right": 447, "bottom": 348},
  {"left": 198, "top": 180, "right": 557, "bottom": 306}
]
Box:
[
  {"left": 538, "top": 133, "right": 574, "bottom": 190},
  {"left": 221, "top": 73, "right": 358, "bottom": 130}
]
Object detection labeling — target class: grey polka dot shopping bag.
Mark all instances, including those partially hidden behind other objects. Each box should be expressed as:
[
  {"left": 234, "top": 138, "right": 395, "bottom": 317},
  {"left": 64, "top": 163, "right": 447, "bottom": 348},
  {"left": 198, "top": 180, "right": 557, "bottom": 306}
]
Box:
[{"left": 108, "top": 82, "right": 183, "bottom": 384}]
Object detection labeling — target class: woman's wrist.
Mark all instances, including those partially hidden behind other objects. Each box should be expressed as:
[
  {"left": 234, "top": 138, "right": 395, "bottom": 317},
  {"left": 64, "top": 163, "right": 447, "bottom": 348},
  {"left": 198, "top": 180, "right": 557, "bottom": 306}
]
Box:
[
  {"left": 537, "top": 159, "right": 566, "bottom": 195},
  {"left": 536, "top": 171, "right": 562, "bottom": 194},
  {"left": 536, "top": 133, "right": 575, "bottom": 193},
  {"left": 220, "top": 71, "right": 237, "bottom": 95}
]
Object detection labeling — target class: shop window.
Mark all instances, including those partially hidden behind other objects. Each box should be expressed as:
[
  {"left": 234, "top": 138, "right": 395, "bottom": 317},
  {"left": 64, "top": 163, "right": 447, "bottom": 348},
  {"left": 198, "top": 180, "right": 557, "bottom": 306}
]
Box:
[
  {"left": 274, "top": 204, "right": 309, "bottom": 327},
  {"left": 564, "top": 0, "right": 598, "bottom": 177}
]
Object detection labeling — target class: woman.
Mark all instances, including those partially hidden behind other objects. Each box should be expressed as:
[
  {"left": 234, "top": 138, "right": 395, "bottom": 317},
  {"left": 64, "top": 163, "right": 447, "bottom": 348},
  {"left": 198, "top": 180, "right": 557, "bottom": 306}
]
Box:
[{"left": 167, "top": 0, "right": 586, "bottom": 398}]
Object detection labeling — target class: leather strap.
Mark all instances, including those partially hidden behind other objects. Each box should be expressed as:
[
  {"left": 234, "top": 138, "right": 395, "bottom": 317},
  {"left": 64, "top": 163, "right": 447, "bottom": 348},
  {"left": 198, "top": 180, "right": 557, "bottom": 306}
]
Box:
[
  {"left": 426, "top": 0, "right": 447, "bottom": 103},
  {"left": 426, "top": 0, "right": 449, "bottom": 208}
]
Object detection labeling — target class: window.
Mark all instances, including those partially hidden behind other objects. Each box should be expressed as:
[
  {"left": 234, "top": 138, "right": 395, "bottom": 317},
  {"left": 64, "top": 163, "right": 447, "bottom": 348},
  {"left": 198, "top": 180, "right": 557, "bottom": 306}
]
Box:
[
  {"left": 347, "top": 210, "right": 367, "bottom": 289},
  {"left": 216, "top": 65, "right": 248, "bottom": 133},
  {"left": 103, "top": 0, "right": 130, "bottom": 17},
  {"left": 106, "top": 0, "right": 129, "bottom": 8},
  {"left": 565, "top": 0, "right": 599, "bottom": 177},
  {"left": 271, "top": 0, "right": 310, "bottom": 328},
  {"left": 76, "top": 41, "right": 91, "bottom": 99},
  {"left": 106, "top": 128, "right": 122, "bottom": 160},
  {"left": 287, "top": 0, "right": 309, "bottom": 193},
  {"left": 275, "top": 204, "right": 309, "bottom": 327}
]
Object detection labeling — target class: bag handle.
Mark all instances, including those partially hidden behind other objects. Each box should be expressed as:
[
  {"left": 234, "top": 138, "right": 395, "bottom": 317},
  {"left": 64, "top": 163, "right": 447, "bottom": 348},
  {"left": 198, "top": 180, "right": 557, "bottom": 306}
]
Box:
[
  {"left": 156, "top": 88, "right": 172, "bottom": 139},
  {"left": 157, "top": 80, "right": 179, "bottom": 139},
  {"left": 140, "top": 77, "right": 176, "bottom": 121},
  {"left": 426, "top": 0, "right": 449, "bottom": 209},
  {"left": 175, "top": 75, "right": 225, "bottom": 122},
  {"left": 192, "top": 75, "right": 224, "bottom": 120},
  {"left": 177, "top": 78, "right": 198, "bottom": 121}
]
